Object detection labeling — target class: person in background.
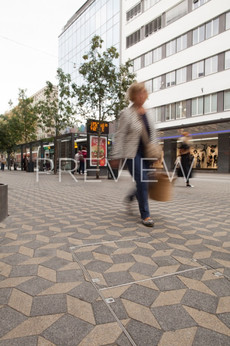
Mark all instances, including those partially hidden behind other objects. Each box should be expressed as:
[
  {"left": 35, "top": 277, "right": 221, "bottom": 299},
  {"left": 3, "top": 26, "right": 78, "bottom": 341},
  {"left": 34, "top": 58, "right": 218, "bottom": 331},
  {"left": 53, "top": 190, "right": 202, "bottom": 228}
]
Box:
[
  {"left": 179, "top": 132, "right": 194, "bottom": 187},
  {"left": 74, "top": 150, "right": 80, "bottom": 174},
  {"left": 78, "top": 147, "right": 87, "bottom": 174},
  {"left": 110, "top": 82, "right": 160, "bottom": 227},
  {"left": 0, "top": 154, "right": 6, "bottom": 171}
]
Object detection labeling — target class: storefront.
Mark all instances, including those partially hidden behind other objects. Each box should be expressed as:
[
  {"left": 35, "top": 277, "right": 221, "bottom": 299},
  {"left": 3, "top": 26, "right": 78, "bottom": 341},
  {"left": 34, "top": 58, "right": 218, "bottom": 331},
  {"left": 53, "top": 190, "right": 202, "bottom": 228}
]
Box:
[{"left": 160, "top": 121, "right": 230, "bottom": 173}]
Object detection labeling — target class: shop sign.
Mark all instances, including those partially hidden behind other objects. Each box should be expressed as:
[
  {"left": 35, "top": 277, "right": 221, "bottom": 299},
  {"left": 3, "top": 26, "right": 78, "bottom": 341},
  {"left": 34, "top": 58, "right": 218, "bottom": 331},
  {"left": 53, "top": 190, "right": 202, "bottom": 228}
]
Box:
[
  {"left": 90, "top": 136, "right": 107, "bottom": 166},
  {"left": 87, "top": 120, "right": 109, "bottom": 134}
]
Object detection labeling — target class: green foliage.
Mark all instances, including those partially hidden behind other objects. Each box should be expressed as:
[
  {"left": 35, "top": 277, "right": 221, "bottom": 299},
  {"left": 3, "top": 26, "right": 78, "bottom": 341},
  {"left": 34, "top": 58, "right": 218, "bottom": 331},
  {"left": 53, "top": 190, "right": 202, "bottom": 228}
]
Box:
[
  {"left": 36, "top": 68, "right": 75, "bottom": 137},
  {"left": 72, "top": 35, "right": 136, "bottom": 123},
  {"left": 0, "top": 113, "right": 22, "bottom": 152},
  {"left": 12, "top": 89, "right": 38, "bottom": 143}
]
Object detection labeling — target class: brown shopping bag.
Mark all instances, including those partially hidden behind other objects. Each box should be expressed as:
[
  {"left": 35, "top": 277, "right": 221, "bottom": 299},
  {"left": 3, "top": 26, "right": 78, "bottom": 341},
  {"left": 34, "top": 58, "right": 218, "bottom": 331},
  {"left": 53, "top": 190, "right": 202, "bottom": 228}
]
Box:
[{"left": 148, "top": 172, "right": 175, "bottom": 202}]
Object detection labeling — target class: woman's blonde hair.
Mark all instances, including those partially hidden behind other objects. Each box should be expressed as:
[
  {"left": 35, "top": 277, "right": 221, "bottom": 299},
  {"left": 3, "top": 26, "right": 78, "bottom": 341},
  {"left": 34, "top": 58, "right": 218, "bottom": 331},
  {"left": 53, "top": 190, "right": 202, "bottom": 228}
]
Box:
[{"left": 128, "top": 82, "right": 147, "bottom": 102}]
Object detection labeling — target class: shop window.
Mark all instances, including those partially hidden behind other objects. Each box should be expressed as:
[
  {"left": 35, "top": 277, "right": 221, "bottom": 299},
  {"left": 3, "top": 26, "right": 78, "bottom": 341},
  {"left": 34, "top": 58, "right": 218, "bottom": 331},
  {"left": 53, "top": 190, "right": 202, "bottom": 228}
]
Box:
[
  {"left": 226, "top": 12, "right": 230, "bottom": 30},
  {"left": 193, "top": 25, "right": 205, "bottom": 45},
  {"left": 145, "top": 80, "right": 153, "bottom": 94},
  {"left": 153, "top": 76, "right": 162, "bottom": 91},
  {"left": 176, "top": 101, "right": 186, "bottom": 118},
  {"left": 166, "top": 71, "right": 176, "bottom": 87},
  {"left": 144, "top": 51, "right": 153, "bottom": 67},
  {"left": 205, "top": 56, "right": 218, "bottom": 76},
  {"left": 225, "top": 51, "right": 230, "bottom": 69},
  {"left": 153, "top": 107, "right": 162, "bottom": 122},
  {"left": 166, "top": 39, "right": 176, "bottom": 57},
  {"left": 177, "top": 34, "right": 187, "bottom": 52},
  {"left": 153, "top": 47, "right": 162, "bottom": 62},
  {"left": 192, "top": 60, "right": 204, "bottom": 79},
  {"left": 126, "top": 2, "right": 141, "bottom": 22},
  {"left": 192, "top": 97, "right": 203, "bottom": 115},
  {"left": 133, "top": 57, "right": 141, "bottom": 71},
  {"left": 206, "top": 18, "right": 219, "bottom": 39},
  {"left": 166, "top": 0, "right": 188, "bottom": 26},
  {"left": 224, "top": 90, "right": 230, "bottom": 110},
  {"left": 165, "top": 104, "right": 176, "bottom": 121},
  {"left": 204, "top": 93, "right": 217, "bottom": 114},
  {"left": 176, "top": 67, "right": 187, "bottom": 84},
  {"left": 192, "top": 0, "right": 209, "bottom": 10}
]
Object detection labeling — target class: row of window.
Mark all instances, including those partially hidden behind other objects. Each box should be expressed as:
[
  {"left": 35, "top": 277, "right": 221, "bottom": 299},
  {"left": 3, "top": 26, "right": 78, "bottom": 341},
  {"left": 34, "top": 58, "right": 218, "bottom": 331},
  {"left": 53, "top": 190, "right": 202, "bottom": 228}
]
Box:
[
  {"left": 132, "top": 11, "right": 230, "bottom": 72},
  {"left": 126, "top": 0, "right": 209, "bottom": 23},
  {"left": 153, "top": 90, "right": 230, "bottom": 123},
  {"left": 145, "top": 51, "right": 230, "bottom": 94}
]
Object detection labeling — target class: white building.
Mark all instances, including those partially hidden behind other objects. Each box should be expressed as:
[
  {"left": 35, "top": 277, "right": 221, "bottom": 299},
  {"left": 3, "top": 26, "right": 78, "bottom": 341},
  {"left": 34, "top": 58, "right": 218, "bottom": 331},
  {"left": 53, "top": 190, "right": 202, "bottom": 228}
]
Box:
[
  {"left": 122, "top": 0, "right": 230, "bottom": 172},
  {"left": 58, "top": 0, "right": 230, "bottom": 173}
]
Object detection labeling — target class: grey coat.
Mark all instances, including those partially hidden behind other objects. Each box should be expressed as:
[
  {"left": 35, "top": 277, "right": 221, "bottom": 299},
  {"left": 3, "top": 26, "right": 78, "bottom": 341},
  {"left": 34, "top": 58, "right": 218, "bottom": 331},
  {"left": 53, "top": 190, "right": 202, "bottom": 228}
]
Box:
[{"left": 111, "top": 106, "right": 158, "bottom": 159}]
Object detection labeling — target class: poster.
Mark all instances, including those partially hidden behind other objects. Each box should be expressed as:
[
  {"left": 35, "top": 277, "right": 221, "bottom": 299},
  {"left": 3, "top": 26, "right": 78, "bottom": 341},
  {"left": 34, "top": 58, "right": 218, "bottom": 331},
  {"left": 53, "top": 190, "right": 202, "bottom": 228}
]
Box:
[{"left": 90, "top": 136, "right": 107, "bottom": 166}]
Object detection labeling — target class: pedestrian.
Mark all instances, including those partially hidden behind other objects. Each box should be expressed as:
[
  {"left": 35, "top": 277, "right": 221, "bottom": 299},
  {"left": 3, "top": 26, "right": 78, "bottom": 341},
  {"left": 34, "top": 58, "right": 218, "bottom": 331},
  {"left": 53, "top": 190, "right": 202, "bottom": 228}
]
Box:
[
  {"left": 110, "top": 82, "right": 161, "bottom": 227},
  {"left": 79, "top": 147, "right": 87, "bottom": 174},
  {"left": 0, "top": 154, "right": 6, "bottom": 171},
  {"left": 178, "top": 132, "right": 194, "bottom": 187},
  {"left": 74, "top": 150, "right": 80, "bottom": 174}
]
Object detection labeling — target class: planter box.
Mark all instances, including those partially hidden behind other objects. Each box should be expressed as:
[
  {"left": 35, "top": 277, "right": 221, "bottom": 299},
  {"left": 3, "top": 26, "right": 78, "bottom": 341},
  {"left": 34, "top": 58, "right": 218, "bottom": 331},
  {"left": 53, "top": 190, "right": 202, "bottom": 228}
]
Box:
[{"left": 0, "top": 184, "right": 8, "bottom": 222}]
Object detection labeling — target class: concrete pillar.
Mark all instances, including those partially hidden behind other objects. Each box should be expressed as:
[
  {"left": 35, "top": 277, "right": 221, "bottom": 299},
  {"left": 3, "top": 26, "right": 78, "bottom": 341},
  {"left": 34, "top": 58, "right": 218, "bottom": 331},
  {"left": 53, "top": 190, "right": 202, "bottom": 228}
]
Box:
[
  {"left": 218, "top": 133, "right": 230, "bottom": 173},
  {"left": 0, "top": 184, "right": 8, "bottom": 222},
  {"left": 164, "top": 139, "right": 177, "bottom": 171}
]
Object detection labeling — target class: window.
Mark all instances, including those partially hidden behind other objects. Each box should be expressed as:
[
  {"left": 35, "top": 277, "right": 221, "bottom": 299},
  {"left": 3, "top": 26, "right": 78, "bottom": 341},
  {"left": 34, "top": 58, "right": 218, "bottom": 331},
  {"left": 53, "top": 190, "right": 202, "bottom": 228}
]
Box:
[
  {"left": 176, "top": 101, "right": 186, "bottom": 118},
  {"left": 205, "top": 56, "right": 218, "bottom": 75},
  {"left": 193, "top": 25, "right": 205, "bottom": 44},
  {"left": 176, "top": 67, "right": 187, "bottom": 84},
  {"left": 126, "top": 30, "right": 141, "bottom": 48},
  {"left": 145, "top": 80, "right": 153, "bottom": 93},
  {"left": 193, "top": 0, "right": 209, "bottom": 10},
  {"left": 126, "top": 2, "right": 141, "bottom": 21},
  {"left": 166, "top": 0, "right": 188, "bottom": 26},
  {"left": 206, "top": 18, "right": 219, "bottom": 39},
  {"left": 165, "top": 104, "right": 176, "bottom": 121},
  {"left": 153, "top": 76, "right": 162, "bottom": 91},
  {"left": 204, "top": 93, "right": 217, "bottom": 114},
  {"left": 133, "top": 57, "right": 141, "bottom": 71},
  {"left": 153, "top": 47, "right": 162, "bottom": 62},
  {"left": 177, "top": 34, "right": 187, "bottom": 52},
  {"left": 166, "top": 39, "right": 176, "bottom": 57},
  {"left": 166, "top": 71, "right": 176, "bottom": 87},
  {"left": 224, "top": 90, "right": 230, "bottom": 110},
  {"left": 153, "top": 107, "right": 162, "bottom": 122},
  {"left": 145, "top": 16, "right": 161, "bottom": 37},
  {"left": 144, "top": 0, "right": 161, "bottom": 11},
  {"left": 226, "top": 12, "right": 230, "bottom": 30},
  {"left": 144, "top": 51, "right": 153, "bottom": 66},
  {"left": 192, "top": 97, "right": 203, "bottom": 115},
  {"left": 192, "top": 60, "right": 204, "bottom": 79},
  {"left": 225, "top": 51, "right": 230, "bottom": 69}
]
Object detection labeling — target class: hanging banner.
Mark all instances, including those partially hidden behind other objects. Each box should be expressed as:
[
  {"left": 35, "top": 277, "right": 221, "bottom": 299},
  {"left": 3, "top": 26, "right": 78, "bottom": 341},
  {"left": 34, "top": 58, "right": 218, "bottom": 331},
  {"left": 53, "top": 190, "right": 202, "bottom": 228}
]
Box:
[{"left": 90, "top": 136, "right": 107, "bottom": 166}]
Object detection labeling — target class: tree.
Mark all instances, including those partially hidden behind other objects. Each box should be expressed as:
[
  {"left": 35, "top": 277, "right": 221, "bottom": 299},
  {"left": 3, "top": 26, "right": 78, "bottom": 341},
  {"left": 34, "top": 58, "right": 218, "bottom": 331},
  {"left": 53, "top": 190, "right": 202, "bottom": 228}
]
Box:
[
  {"left": 72, "top": 35, "right": 136, "bottom": 178},
  {"left": 36, "top": 68, "right": 76, "bottom": 174},
  {"left": 12, "top": 89, "right": 38, "bottom": 143}
]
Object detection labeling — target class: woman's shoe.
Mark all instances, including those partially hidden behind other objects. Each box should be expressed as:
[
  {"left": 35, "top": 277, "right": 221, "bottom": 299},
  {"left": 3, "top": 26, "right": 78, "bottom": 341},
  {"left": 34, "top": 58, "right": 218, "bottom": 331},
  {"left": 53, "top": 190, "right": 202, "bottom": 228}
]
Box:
[{"left": 142, "top": 217, "right": 154, "bottom": 227}]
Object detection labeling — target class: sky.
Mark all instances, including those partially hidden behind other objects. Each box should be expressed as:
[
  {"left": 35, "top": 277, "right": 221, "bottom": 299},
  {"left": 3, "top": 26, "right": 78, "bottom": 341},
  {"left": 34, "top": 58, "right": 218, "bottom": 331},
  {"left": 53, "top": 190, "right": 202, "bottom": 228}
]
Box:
[{"left": 0, "top": 0, "right": 86, "bottom": 114}]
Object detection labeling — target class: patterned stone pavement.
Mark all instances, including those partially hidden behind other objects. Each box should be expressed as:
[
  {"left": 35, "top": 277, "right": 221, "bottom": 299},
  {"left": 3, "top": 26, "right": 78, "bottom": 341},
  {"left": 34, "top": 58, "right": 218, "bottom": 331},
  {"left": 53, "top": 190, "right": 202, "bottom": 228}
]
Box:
[{"left": 0, "top": 170, "right": 230, "bottom": 346}]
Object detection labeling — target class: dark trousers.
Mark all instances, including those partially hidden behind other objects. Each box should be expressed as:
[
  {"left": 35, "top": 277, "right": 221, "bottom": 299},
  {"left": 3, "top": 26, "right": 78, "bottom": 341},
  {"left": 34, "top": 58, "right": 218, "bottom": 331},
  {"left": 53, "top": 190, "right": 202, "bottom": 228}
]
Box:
[{"left": 126, "top": 151, "right": 150, "bottom": 220}]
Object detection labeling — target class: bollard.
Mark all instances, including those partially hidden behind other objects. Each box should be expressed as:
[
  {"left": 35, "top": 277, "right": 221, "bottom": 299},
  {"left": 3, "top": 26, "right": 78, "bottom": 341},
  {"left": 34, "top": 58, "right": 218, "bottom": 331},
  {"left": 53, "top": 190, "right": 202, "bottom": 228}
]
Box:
[{"left": 0, "top": 184, "right": 8, "bottom": 221}]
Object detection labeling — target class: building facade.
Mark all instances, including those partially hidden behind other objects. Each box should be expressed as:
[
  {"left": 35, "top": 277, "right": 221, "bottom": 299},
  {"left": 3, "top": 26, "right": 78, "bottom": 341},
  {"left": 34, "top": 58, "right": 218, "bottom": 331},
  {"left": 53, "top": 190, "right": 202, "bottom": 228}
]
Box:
[
  {"left": 58, "top": 0, "right": 121, "bottom": 86},
  {"left": 122, "top": 0, "right": 230, "bottom": 172}
]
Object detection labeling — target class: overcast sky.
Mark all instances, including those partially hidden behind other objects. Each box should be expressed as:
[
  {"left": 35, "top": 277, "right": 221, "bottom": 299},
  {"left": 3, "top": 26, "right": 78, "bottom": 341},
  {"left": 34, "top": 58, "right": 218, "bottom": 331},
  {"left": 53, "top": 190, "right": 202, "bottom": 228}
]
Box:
[{"left": 0, "top": 0, "right": 86, "bottom": 114}]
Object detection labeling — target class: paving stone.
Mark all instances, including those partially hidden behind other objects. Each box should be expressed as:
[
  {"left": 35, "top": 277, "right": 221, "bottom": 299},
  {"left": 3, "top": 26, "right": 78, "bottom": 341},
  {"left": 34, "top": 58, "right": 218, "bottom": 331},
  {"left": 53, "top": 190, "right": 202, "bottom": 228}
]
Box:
[
  {"left": 181, "top": 289, "right": 218, "bottom": 313},
  {"left": 30, "top": 294, "right": 67, "bottom": 316},
  {"left": 129, "top": 262, "right": 157, "bottom": 276},
  {"left": 218, "top": 313, "right": 230, "bottom": 328},
  {"left": 10, "top": 264, "right": 38, "bottom": 277},
  {"left": 204, "top": 278, "right": 230, "bottom": 296},
  {"left": 193, "top": 327, "right": 230, "bottom": 346},
  {"left": 0, "top": 336, "right": 38, "bottom": 346},
  {"left": 68, "top": 282, "right": 99, "bottom": 303},
  {"left": 92, "top": 300, "right": 124, "bottom": 324},
  {"left": 153, "top": 275, "right": 187, "bottom": 291},
  {"left": 85, "top": 260, "right": 113, "bottom": 273},
  {"left": 0, "top": 288, "right": 12, "bottom": 304},
  {"left": 121, "top": 284, "right": 159, "bottom": 307},
  {"left": 56, "top": 269, "right": 84, "bottom": 283},
  {"left": 41, "top": 257, "right": 70, "bottom": 270},
  {"left": 151, "top": 304, "right": 197, "bottom": 330},
  {"left": 1, "top": 254, "right": 28, "bottom": 265},
  {"left": 42, "top": 314, "right": 94, "bottom": 346},
  {"left": 0, "top": 306, "right": 27, "bottom": 338},
  {"left": 17, "top": 277, "right": 53, "bottom": 296},
  {"left": 103, "top": 271, "right": 135, "bottom": 287},
  {"left": 125, "top": 319, "right": 163, "bottom": 346}
]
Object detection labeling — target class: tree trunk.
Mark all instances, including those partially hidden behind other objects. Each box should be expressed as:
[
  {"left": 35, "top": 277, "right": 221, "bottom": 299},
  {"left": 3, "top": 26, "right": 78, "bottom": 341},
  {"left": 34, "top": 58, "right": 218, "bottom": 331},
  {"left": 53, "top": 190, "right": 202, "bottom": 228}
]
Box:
[{"left": 54, "top": 136, "right": 58, "bottom": 174}]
